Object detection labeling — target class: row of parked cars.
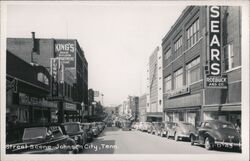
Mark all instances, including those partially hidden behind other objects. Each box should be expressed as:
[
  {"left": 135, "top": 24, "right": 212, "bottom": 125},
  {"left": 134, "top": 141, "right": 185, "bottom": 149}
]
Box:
[
  {"left": 131, "top": 120, "right": 241, "bottom": 152},
  {"left": 6, "top": 121, "right": 106, "bottom": 154}
]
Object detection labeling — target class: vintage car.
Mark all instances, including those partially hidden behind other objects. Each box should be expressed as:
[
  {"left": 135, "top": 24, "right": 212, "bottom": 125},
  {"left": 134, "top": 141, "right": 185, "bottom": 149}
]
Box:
[
  {"left": 91, "top": 122, "right": 100, "bottom": 137},
  {"left": 6, "top": 125, "right": 77, "bottom": 154},
  {"left": 81, "top": 123, "right": 94, "bottom": 142},
  {"left": 167, "top": 122, "right": 196, "bottom": 141},
  {"left": 189, "top": 120, "right": 241, "bottom": 151},
  {"left": 121, "top": 121, "right": 132, "bottom": 131},
  {"left": 96, "top": 122, "right": 105, "bottom": 132},
  {"left": 141, "top": 122, "right": 152, "bottom": 132},
  {"left": 61, "top": 122, "right": 88, "bottom": 149},
  {"left": 151, "top": 122, "right": 164, "bottom": 135},
  {"left": 158, "top": 122, "right": 176, "bottom": 137}
]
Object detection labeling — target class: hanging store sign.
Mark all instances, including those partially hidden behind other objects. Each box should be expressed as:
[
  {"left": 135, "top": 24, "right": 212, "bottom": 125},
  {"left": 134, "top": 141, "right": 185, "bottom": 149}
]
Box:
[
  {"left": 206, "top": 6, "right": 227, "bottom": 89},
  {"left": 50, "top": 58, "right": 60, "bottom": 97},
  {"left": 55, "top": 40, "right": 76, "bottom": 68}
]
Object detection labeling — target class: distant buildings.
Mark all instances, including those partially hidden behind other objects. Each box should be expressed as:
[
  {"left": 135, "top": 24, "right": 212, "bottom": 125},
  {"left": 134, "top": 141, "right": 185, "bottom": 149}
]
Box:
[
  {"left": 6, "top": 32, "right": 88, "bottom": 124},
  {"left": 118, "top": 96, "right": 139, "bottom": 121}
]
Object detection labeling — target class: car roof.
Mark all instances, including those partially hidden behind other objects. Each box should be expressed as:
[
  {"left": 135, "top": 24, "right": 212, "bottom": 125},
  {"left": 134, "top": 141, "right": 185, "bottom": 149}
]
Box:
[
  {"left": 61, "top": 122, "right": 81, "bottom": 125},
  {"left": 203, "top": 120, "right": 231, "bottom": 124}
]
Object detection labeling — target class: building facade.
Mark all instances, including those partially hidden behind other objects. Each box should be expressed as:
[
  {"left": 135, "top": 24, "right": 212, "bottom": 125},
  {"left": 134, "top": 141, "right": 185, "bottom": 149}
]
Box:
[
  {"left": 138, "top": 94, "right": 147, "bottom": 122},
  {"left": 146, "top": 46, "right": 164, "bottom": 122},
  {"left": 161, "top": 6, "right": 241, "bottom": 126},
  {"left": 7, "top": 33, "right": 88, "bottom": 123}
]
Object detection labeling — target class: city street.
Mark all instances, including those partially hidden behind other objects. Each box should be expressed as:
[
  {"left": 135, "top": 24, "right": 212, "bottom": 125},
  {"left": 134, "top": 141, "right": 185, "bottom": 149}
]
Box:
[{"left": 82, "top": 126, "right": 240, "bottom": 154}]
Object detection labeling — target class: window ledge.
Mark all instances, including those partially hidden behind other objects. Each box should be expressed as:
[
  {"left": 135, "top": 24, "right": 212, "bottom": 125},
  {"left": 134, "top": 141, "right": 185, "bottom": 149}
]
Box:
[{"left": 225, "top": 66, "right": 241, "bottom": 73}]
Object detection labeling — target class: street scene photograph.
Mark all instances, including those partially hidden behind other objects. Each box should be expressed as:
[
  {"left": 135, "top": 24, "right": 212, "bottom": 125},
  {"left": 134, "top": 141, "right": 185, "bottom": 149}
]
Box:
[{"left": 1, "top": 1, "right": 249, "bottom": 161}]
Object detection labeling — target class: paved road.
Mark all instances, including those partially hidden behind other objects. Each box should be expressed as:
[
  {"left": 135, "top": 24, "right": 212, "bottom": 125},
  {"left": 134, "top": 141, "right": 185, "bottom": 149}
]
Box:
[{"left": 82, "top": 126, "right": 240, "bottom": 154}]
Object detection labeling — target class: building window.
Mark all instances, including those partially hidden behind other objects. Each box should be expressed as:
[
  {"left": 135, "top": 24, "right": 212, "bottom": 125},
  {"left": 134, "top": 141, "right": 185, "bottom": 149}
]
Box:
[
  {"left": 186, "top": 57, "right": 200, "bottom": 85},
  {"left": 187, "top": 19, "right": 200, "bottom": 48},
  {"left": 174, "top": 36, "right": 182, "bottom": 58},
  {"left": 163, "top": 75, "right": 172, "bottom": 93},
  {"left": 164, "top": 48, "right": 171, "bottom": 60},
  {"left": 223, "top": 43, "right": 234, "bottom": 71},
  {"left": 173, "top": 68, "right": 183, "bottom": 90}
]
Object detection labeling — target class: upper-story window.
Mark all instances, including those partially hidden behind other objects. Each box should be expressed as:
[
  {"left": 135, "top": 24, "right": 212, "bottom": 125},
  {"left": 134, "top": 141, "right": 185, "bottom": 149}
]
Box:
[
  {"left": 163, "top": 75, "right": 172, "bottom": 93},
  {"left": 164, "top": 48, "right": 171, "bottom": 60},
  {"left": 186, "top": 56, "right": 200, "bottom": 85},
  {"left": 223, "top": 43, "right": 234, "bottom": 71},
  {"left": 174, "top": 36, "right": 183, "bottom": 58},
  {"left": 187, "top": 19, "right": 200, "bottom": 48},
  {"left": 173, "top": 68, "right": 183, "bottom": 90}
]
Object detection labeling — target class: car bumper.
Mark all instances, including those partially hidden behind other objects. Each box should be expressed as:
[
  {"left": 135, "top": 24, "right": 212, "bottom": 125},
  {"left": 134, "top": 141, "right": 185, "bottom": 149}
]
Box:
[{"left": 178, "top": 134, "right": 190, "bottom": 138}]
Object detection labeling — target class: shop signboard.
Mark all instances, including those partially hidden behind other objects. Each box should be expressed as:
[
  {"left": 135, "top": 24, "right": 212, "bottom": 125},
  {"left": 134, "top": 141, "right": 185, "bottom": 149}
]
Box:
[
  {"left": 65, "top": 102, "right": 77, "bottom": 111},
  {"left": 206, "top": 6, "right": 227, "bottom": 88},
  {"left": 54, "top": 40, "right": 76, "bottom": 68},
  {"left": 19, "top": 93, "right": 57, "bottom": 108}
]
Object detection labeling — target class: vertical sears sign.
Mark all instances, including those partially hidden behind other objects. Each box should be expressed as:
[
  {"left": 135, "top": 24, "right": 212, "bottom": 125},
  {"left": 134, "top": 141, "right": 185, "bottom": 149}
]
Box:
[
  {"left": 206, "top": 6, "right": 227, "bottom": 88},
  {"left": 55, "top": 40, "right": 76, "bottom": 68},
  {"left": 51, "top": 58, "right": 60, "bottom": 97}
]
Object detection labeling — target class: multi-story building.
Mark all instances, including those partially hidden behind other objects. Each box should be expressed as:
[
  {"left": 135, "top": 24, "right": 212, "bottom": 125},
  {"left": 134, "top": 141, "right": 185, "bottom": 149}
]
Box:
[
  {"left": 146, "top": 46, "right": 163, "bottom": 122},
  {"left": 162, "top": 6, "right": 241, "bottom": 126},
  {"left": 88, "top": 89, "right": 95, "bottom": 116},
  {"left": 7, "top": 32, "right": 88, "bottom": 123},
  {"left": 139, "top": 94, "right": 147, "bottom": 122}
]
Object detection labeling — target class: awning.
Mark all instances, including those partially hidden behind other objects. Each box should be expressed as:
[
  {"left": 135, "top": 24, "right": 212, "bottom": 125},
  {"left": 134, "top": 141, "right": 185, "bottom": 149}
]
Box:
[
  {"left": 202, "top": 104, "right": 241, "bottom": 112},
  {"left": 146, "top": 112, "right": 163, "bottom": 118},
  {"left": 164, "top": 106, "right": 200, "bottom": 112}
]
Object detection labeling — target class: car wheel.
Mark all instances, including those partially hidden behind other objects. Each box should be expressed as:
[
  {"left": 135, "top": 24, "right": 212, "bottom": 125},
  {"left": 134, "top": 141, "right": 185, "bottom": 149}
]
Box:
[
  {"left": 205, "top": 137, "right": 213, "bottom": 150},
  {"left": 174, "top": 133, "right": 179, "bottom": 141},
  {"left": 190, "top": 135, "right": 195, "bottom": 145},
  {"left": 166, "top": 132, "right": 170, "bottom": 139}
]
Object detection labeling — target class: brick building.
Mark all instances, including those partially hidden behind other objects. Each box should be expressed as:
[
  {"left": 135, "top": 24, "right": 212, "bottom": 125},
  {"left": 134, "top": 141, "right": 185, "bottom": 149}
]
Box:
[
  {"left": 161, "top": 6, "right": 241, "bottom": 126},
  {"left": 7, "top": 32, "right": 88, "bottom": 123}
]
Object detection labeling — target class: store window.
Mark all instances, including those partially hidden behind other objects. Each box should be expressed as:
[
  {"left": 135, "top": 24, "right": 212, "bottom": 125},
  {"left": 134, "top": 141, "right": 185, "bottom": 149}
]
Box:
[
  {"left": 186, "top": 56, "right": 200, "bottom": 85},
  {"left": 173, "top": 68, "right": 183, "bottom": 90},
  {"left": 174, "top": 36, "right": 183, "bottom": 58},
  {"left": 186, "top": 19, "right": 200, "bottom": 48},
  {"left": 163, "top": 75, "right": 172, "bottom": 93},
  {"left": 223, "top": 43, "right": 234, "bottom": 71},
  {"left": 164, "top": 48, "right": 171, "bottom": 60}
]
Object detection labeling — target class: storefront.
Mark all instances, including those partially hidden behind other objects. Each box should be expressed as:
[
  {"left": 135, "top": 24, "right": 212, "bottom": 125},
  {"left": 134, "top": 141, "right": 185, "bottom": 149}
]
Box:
[
  {"left": 146, "top": 112, "right": 163, "bottom": 122},
  {"left": 63, "top": 102, "right": 79, "bottom": 122}
]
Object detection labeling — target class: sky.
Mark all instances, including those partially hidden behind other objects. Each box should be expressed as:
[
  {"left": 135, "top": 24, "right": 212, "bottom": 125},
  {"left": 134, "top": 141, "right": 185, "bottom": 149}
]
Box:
[{"left": 6, "top": 2, "right": 186, "bottom": 106}]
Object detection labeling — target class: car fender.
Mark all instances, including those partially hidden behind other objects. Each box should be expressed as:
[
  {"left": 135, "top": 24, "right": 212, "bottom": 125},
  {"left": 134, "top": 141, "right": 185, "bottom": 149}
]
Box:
[{"left": 203, "top": 132, "right": 215, "bottom": 144}]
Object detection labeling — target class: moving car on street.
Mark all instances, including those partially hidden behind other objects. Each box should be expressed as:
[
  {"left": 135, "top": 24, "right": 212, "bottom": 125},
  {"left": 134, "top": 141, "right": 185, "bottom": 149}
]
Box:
[
  {"left": 189, "top": 120, "right": 241, "bottom": 151},
  {"left": 61, "top": 122, "right": 88, "bottom": 150},
  {"left": 167, "top": 122, "right": 196, "bottom": 141},
  {"left": 6, "top": 125, "right": 77, "bottom": 154}
]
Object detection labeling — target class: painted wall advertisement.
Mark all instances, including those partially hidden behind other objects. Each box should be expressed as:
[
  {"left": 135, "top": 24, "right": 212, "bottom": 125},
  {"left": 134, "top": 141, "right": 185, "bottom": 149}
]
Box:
[
  {"left": 206, "top": 6, "right": 227, "bottom": 88},
  {"left": 54, "top": 40, "right": 76, "bottom": 68}
]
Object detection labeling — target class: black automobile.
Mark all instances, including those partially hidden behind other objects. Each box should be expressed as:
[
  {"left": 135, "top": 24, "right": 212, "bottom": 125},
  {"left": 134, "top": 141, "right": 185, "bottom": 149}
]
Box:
[
  {"left": 121, "top": 121, "right": 132, "bottom": 131},
  {"left": 189, "top": 120, "right": 241, "bottom": 151},
  {"left": 61, "top": 122, "right": 88, "bottom": 150},
  {"left": 81, "top": 123, "right": 94, "bottom": 142},
  {"left": 6, "top": 125, "right": 77, "bottom": 154}
]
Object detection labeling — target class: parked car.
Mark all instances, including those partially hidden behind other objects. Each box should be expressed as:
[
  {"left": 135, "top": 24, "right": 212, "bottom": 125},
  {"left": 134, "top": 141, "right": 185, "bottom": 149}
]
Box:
[
  {"left": 61, "top": 122, "right": 88, "bottom": 150},
  {"left": 141, "top": 122, "right": 152, "bottom": 132},
  {"left": 96, "top": 122, "right": 105, "bottom": 132},
  {"left": 6, "top": 125, "right": 77, "bottom": 154},
  {"left": 167, "top": 122, "right": 196, "bottom": 141},
  {"left": 189, "top": 120, "right": 241, "bottom": 151},
  {"left": 81, "top": 123, "right": 94, "bottom": 142},
  {"left": 91, "top": 122, "right": 100, "bottom": 137},
  {"left": 152, "top": 122, "right": 164, "bottom": 135},
  {"left": 158, "top": 121, "right": 176, "bottom": 137}
]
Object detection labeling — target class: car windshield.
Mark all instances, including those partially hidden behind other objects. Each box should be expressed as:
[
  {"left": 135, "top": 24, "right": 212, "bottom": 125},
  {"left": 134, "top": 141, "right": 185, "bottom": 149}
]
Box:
[
  {"left": 214, "top": 122, "right": 235, "bottom": 129},
  {"left": 22, "top": 127, "right": 47, "bottom": 140},
  {"left": 63, "top": 124, "right": 80, "bottom": 133},
  {"left": 82, "top": 124, "right": 90, "bottom": 129},
  {"left": 180, "top": 123, "right": 195, "bottom": 129}
]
